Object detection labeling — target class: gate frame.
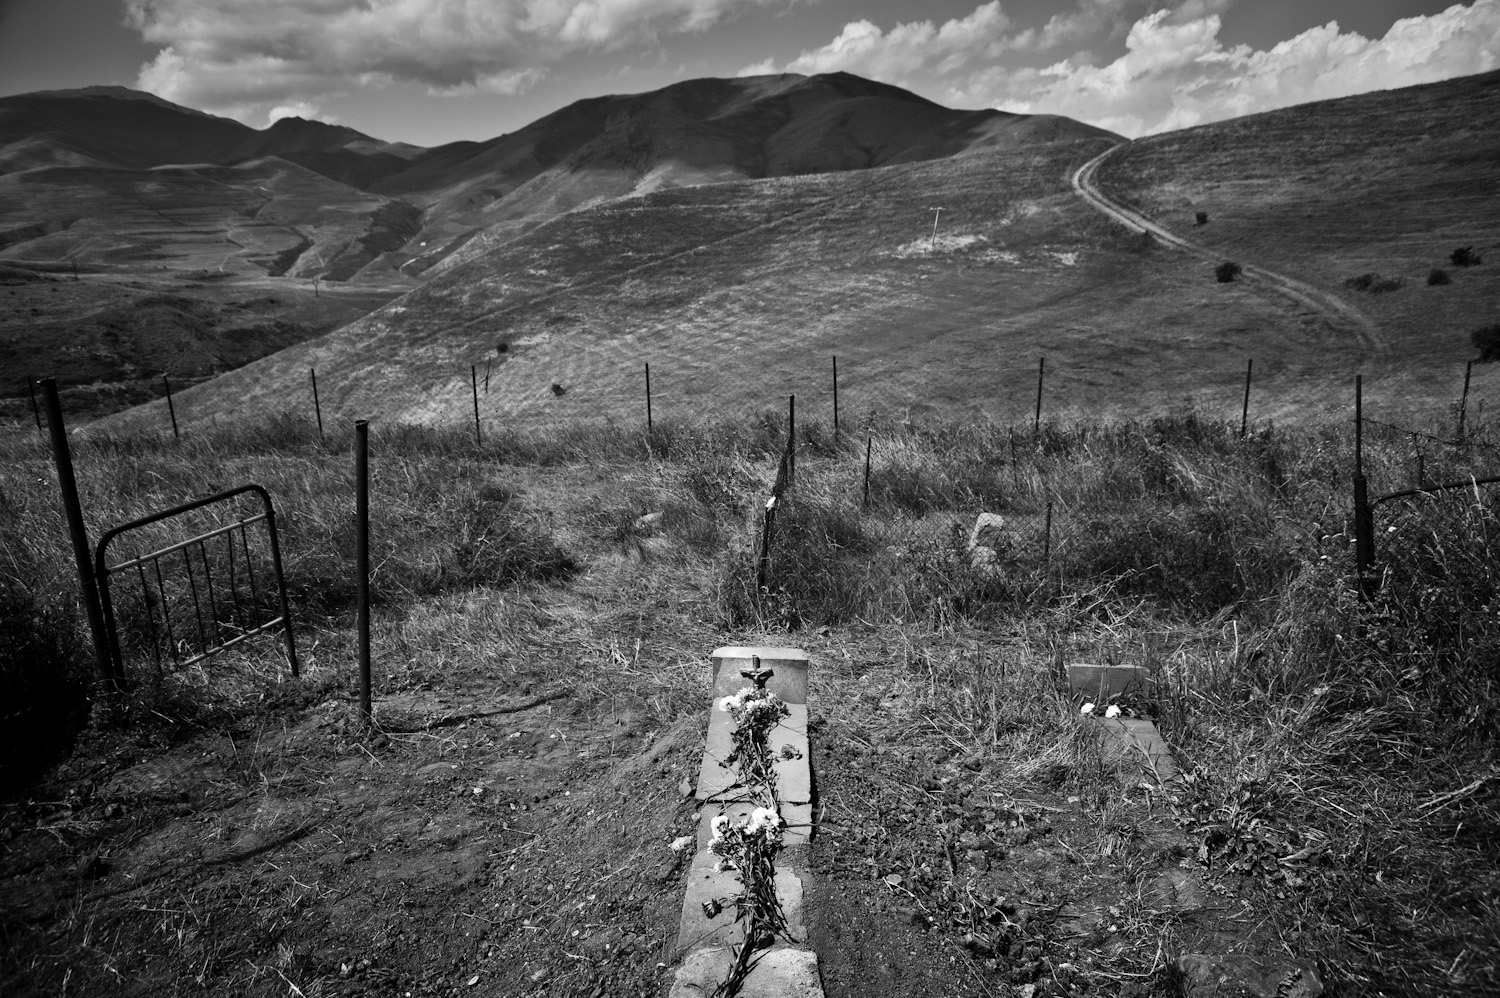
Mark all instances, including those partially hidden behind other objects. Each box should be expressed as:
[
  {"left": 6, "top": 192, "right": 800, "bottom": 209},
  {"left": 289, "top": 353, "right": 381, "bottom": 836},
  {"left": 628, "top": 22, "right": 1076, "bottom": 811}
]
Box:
[{"left": 94, "top": 484, "right": 299, "bottom": 683}]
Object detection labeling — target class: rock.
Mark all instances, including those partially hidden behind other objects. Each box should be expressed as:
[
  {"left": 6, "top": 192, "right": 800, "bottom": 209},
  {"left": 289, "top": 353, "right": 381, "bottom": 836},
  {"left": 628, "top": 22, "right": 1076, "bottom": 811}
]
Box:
[
  {"left": 1178, "top": 954, "right": 1322, "bottom": 998},
  {"left": 969, "top": 512, "right": 1007, "bottom": 551},
  {"left": 633, "top": 511, "right": 665, "bottom": 534}
]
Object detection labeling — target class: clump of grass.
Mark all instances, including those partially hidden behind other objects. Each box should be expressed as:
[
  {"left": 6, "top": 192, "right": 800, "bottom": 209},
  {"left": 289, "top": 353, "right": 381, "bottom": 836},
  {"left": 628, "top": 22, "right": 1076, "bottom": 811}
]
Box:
[
  {"left": 1472, "top": 324, "right": 1500, "bottom": 362},
  {"left": 1428, "top": 267, "right": 1452, "bottom": 285},
  {"left": 1215, "top": 260, "right": 1242, "bottom": 283},
  {"left": 1346, "top": 272, "right": 1404, "bottom": 294}
]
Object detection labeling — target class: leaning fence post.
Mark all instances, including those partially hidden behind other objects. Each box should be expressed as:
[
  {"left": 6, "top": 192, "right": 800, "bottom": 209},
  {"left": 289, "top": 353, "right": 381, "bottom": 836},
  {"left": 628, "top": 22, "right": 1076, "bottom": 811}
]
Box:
[
  {"left": 1043, "top": 501, "right": 1053, "bottom": 564},
  {"left": 470, "top": 365, "right": 482, "bottom": 446},
  {"left": 484, "top": 360, "right": 491, "bottom": 395},
  {"left": 1033, "top": 356, "right": 1045, "bottom": 438},
  {"left": 645, "top": 362, "right": 653, "bottom": 431},
  {"left": 355, "top": 419, "right": 372, "bottom": 727},
  {"left": 310, "top": 368, "right": 324, "bottom": 440},
  {"left": 39, "top": 378, "right": 115, "bottom": 686},
  {"left": 163, "top": 374, "right": 180, "bottom": 440},
  {"left": 27, "top": 375, "right": 41, "bottom": 431},
  {"left": 1240, "top": 359, "right": 1253, "bottom": 439},
  {"left": 1458, "top": 359, "right": 1474, "bottom": 440}
]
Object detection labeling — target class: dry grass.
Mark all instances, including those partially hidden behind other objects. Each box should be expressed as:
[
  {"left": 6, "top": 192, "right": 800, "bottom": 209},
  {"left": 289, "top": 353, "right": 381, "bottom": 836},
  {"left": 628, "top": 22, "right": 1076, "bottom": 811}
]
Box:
[{"left": 3, "top": 405, "right": 1498, "bottom": 995}]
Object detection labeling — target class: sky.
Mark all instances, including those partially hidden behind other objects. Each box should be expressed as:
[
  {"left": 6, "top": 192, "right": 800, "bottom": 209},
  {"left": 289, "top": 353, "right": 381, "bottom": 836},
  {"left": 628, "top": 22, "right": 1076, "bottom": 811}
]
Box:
[{"left": 0, "top": 0, "right": 1495, "bottom": 146}]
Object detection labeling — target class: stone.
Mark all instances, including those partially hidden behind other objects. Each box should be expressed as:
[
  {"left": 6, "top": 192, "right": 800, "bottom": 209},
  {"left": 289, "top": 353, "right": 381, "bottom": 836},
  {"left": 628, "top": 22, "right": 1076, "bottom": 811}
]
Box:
[
  {"left": 711, "top": 647, "right": 809, "bottom": 706},
  {"left": 1067, "top": 663, "right": 1152, "bottom": 701},
  {"left": 633, "top": 511, "right": 664, "bottom": 534},
  {"left": 669, "top": 946, "right": 824, "bottom": 998},
  {"left": 676, "top": 849, "right": 805, "bottom": 952},
  {"left": 969, "top": 513, "right": 1007, "bottom": 552},
  {"left": 1177, "top": 954, "right": 1322, "bottom": 998},
  {"left": 697, "top": 703, "right": 810, "bottom": 804},
  {"left": 1089, "top": 716, "right": 1179, "bottom": 782},
  {"left": 695, "top": 802, "right": 814, "bottom": 849}
]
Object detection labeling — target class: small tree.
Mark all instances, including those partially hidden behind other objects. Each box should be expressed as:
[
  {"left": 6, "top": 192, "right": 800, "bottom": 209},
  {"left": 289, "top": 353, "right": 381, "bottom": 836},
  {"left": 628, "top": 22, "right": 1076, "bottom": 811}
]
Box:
[
  {"left": 1428, "top": 268, "right": 1452, "bottom": 286},
  {"left": 1473, "top": 324, "right": 1500, "bottom": 362},
  {"left": 1452, "top": 247, "right": 1482, "bottom": 267},
  {"left": 1215, "top": 261, "right": 1242, "bottom": 283},
  {"left": 1195, "top": 211, "right": 1208, "bottom": 226}
]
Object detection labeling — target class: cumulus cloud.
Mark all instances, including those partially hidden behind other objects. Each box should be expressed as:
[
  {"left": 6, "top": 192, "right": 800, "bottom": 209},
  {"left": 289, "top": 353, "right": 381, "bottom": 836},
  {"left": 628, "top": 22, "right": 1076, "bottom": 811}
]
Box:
[
  {"left": 984, "top": 0, "right": 1500, "bottom": 135},
  {"left": 736, "top": 1, "right": 1013, "bottom": 83},
  {"left": 125, "top": 0, "right": 772, "bottom": 124},
  {"left": 750, "top": 0, "right": 1500, "bottom": 137},
  {"left": 267, "top": 100, "right": 335, "bottom": 124}
]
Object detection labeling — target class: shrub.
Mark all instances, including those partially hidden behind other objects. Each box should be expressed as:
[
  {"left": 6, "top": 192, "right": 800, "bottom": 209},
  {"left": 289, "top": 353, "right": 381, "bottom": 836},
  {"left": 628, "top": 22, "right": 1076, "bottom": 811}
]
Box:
[
  {"left": 1195, "top": 211, "right": 1208, "bottom": 226},
  {"left": 1472, "top": 324, "right": 1500, "bottom": 362},
  {"left": 0, "top": 577, "right": 90, "bottom": 792},
  {"left": 1428, "top": 268, "right": 1452, "bottom": 286},
  {"left": 1215, "top": 261, "right": 1242, "bottom": 283},
  {"left": 1451, "top": 246, "right": 1482, "bottom": 267}
]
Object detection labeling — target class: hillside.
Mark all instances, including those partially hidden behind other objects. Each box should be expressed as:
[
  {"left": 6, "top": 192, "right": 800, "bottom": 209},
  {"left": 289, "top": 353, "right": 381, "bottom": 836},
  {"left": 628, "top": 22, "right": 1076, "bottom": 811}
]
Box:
[{"left": 91, "top": 69, "right": 1500, "bottom": 441}]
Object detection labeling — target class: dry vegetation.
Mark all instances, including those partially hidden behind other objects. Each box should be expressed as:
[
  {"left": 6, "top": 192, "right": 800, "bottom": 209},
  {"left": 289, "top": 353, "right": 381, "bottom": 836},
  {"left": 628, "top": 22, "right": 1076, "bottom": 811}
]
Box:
[{"left": 2, "top": 402, "right": 1497, "bottom": 997}]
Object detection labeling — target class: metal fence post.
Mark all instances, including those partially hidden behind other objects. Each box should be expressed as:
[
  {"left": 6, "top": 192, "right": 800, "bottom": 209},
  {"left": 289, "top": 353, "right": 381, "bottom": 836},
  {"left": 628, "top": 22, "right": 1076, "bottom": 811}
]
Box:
[
  {"left": 40, "top": 378, "right": 115, "bottom": 686},
  {"left": 1033, "top": 356, "right": 1045, "bottom": 438},
  {"left": 832, "top": 356, "right": 840, "bottom": 440},
  {"left": 470, "top": 365, "right": 482, "bottom": 446},
  {"left": 355, "top": 420, "right": 372, "bottom": 727},
  {"left": 1458, "top": 359, "right": 1474, "bottom": 440},
  {"left": 645, "top": 362, "right": 653, "bottom": 431},
  {"left": 310, "top": 368, "right": 324, "bottom": 441},
  {"left": 1240, "top": 359, "right": 1253, "bottom": 439},
  {"left": 787, "top": 394, "right": 796, "bottom": 487},
  {"left": 163, "top": 374, "right": 179, "bottom": 440}
]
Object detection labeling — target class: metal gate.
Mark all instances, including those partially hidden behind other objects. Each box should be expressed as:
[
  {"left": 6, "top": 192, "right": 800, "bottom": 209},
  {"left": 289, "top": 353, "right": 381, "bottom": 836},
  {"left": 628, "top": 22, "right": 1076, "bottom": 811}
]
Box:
[{"left": 93, "top": 484, "right": 299, "bottom": 683}]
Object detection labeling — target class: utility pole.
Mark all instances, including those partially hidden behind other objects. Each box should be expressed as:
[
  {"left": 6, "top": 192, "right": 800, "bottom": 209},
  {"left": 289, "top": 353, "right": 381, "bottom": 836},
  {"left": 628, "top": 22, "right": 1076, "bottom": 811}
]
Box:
[{"left": 928, "top": 207, "right": 945, "bottom": 249}]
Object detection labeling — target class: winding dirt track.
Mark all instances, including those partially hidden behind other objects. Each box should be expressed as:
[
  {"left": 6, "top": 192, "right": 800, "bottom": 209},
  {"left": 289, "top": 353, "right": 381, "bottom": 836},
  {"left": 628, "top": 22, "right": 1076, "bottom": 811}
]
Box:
[{"left": 1071, "top": 143, "right": 1382, "bottom": 353}]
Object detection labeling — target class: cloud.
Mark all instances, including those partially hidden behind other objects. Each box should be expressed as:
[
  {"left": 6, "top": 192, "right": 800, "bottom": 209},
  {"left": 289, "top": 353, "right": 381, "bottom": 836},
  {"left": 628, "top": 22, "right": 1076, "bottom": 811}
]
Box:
[
  {"left": 979, "top": 0, "right": 1500, "bottom": 135},
  {"left": 267, "top": 100, "right": 335, "bottom": 123},
  {"left": 125, "top": 0, "right": 772, "bottom": 124},
  {"left": 759, "top": 1, "right": 1012, "bottom": 83}
]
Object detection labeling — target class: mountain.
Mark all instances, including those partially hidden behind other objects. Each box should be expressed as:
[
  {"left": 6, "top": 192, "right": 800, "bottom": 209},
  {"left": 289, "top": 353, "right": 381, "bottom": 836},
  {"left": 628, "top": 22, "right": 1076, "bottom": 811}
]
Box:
[
  {"left": 85, "top": 69, "right": 1500, "bottom": 439},
  {"left": 0, "top": 75, "right": 1116, "bottom": 282}
]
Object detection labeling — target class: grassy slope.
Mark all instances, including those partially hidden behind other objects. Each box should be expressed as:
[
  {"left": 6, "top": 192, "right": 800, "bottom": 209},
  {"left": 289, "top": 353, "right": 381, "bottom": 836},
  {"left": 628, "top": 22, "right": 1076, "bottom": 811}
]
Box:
[
  {"left": 97, "top": 134, "right": 1360, "bottom": 438},
  {"left": 2, "top": 411, "right": 1496, "bottom": 996},
  {"left": 1098, "top": 69, "right": 1500, "bottom": 423}
]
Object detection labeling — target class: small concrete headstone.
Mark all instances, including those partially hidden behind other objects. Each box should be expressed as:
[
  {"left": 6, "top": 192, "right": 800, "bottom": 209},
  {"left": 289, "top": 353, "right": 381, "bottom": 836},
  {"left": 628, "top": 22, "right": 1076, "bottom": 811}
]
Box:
[{"left": 968, "top": 513, "right": 1006, "bottom": 551}]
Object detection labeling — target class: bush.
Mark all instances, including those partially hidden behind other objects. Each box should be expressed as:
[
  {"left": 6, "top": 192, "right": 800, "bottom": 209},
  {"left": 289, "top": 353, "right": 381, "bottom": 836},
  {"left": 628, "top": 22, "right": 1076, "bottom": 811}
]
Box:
[
  {"left": 1428, "top": 268, "right": 1452, "bottom": 286},
  {"left": 1215, "top": 261, "right": 1242, "bottom": 283},
  {"left": 0, "top": 578, "right": 90, "bottom": 792},
  {"left": 1451, "top": 246, "right": 1482, "bottom": 267},
  {"left": 1195, "top": 211, "right": 1208, "bottom": 226},
  {"left": 1472, "top": 324, "right": 1500, "bottom": 362}
]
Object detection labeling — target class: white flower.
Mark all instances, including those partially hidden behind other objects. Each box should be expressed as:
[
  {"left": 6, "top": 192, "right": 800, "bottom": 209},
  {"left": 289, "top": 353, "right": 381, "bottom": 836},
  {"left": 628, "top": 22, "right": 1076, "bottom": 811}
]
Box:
[
  {"left": 1104, "top": 705, "right": 1121, "bottom": 718},
  {"left": 1080, "top": 703, "right": 1096, "bottom": 715},
  {"left": 751, "top": 806, "right": 778, "bottom": 828},
  {"left": 712, "top": 814, "right": 730, "bottom": 834}
]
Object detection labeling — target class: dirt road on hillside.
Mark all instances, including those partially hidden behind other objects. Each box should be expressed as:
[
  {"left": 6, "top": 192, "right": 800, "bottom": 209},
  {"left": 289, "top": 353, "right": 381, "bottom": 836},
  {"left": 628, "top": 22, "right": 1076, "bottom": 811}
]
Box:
[{"left": 1072, "top": 143, "right": 1382, "bottom": 353}]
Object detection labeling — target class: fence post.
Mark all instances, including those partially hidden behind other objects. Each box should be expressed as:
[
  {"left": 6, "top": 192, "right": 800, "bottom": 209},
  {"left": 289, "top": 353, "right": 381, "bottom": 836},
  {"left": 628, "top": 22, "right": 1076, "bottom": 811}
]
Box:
[
  {"left": 1240, "top": 359, "right": 1253, "bottom": 439},
  {"left": 310, "top": 368, "right": 323, "bottom": 440},
  {"left": 355, "top": 419, "right": 372, "bottom": 728},
  {"left": 1353, "top": 376, "right": 1375, "bottom": 600},
  {"left": 485, "top": 360, "right": 491, "bottom": 395},
  {"left": 862, "top": 436, "right": 872, "bottom": 509},
  {"left": 470, "top": 365, "right": 482, "bottom": 446},
  {"left": 39, "top": 378, "right": 115, "bottom": 687},
  {"left": 645, "top": 362, "right": 653, "bottom": 432},
  {"left": 832, "top": 356, "right": 840, "bottom": 440},
  {"left": 27, "top": 375, "right": 41, "bottom": 431},
  {"left": 163, "top": 374, "right": 179, "bottom": 440},
  {"left": 263, "top": 495, "right": 300, "bottom": 678},
  {"left": 1043, "top": 501, "right": 1053, "bottom": 565},
  {"left": 787, "top": 394, "right": 796, "bottom": 487},
  {"left": 1458, "top": 359, "right": 1474, "bottom": 440},
  {"left": 1033, "top": 356, "right": 1045, "bottom": 438}
]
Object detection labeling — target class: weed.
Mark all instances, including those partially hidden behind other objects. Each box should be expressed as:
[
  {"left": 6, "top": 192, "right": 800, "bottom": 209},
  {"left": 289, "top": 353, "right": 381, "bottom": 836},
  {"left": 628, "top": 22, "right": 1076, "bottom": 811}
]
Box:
[
  {"left": 1451, "top": 246, "right": 1483, "bottom": 267},
  {"left": 1214, "top": 261, "right": 1242, "bottom": 283},
  {"left": 1428, "top": 267, "right": 1452, "bottom": 285}
]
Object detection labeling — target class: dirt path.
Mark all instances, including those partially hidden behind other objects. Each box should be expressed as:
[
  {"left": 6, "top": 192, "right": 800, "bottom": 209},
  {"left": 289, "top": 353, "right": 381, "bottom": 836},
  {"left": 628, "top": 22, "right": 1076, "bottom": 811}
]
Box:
[{"left": 1071, "top": 143, "right": 1383, "bottom": 354}]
